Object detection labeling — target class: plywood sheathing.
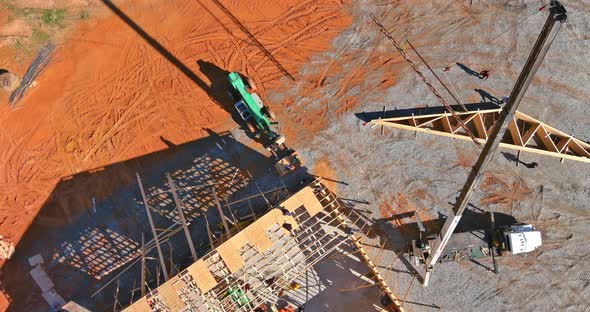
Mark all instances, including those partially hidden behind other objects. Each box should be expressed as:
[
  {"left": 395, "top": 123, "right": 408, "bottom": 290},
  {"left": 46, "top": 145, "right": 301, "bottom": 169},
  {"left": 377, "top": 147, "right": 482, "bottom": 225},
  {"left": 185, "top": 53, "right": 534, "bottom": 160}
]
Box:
[
  {"left": 216, "top": 233, "right": 249, "bottom": 273},
  {"left": 157, "top": 282, "right": 185, "bottom": 311},
  {"left": 214, "top": 187, "right": 321, "bottom": 274},
  {"left": 216, "top": 199, "right": 303, "bottom": 273},
  {"left": 187, "top": 259, "right": 217, "bottom": 294},
  {"left": 123, "top": 298, "right": 150, "bottom": 312},
  {"left": 123, "top": 186, "right": 327, "bottom": 311},
  {"left": 279, "top": 186, "right": 324, "bottom": 216}
]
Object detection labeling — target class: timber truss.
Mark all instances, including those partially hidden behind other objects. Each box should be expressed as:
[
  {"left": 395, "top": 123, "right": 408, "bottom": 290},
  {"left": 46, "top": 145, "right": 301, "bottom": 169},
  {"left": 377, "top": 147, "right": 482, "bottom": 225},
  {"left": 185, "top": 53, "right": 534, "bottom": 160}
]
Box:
[{"left": 361, "top": 103, "right": 590, "bottom": 163}]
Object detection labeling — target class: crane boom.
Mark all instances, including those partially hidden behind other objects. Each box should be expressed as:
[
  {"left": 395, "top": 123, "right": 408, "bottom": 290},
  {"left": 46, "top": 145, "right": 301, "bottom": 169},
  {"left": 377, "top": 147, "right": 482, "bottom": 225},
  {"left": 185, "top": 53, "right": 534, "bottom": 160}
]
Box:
[{"left": 422, "top": 1, "right": 567, "bottom": 286}]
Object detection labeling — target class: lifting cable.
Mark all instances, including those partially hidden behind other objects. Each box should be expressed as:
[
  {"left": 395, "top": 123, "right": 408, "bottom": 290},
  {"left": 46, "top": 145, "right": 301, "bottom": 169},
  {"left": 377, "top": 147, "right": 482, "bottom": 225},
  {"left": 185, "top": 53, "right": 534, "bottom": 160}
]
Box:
[{"left": 371, "top": 13, "right": 482, "bottom": 147}]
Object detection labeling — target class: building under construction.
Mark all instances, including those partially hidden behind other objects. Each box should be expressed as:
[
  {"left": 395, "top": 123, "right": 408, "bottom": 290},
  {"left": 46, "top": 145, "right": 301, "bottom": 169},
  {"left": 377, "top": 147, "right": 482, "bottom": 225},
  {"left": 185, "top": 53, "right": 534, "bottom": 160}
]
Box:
[{"left": 122, "top": 179, "right": 404, "bottom": 312}]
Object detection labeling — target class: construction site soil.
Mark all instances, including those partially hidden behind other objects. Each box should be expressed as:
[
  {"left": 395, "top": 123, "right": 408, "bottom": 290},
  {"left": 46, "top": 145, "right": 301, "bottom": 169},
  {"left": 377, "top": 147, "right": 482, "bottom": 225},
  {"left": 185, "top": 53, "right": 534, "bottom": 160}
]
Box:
[
  {"left": 2, "top": 0, "right": 590, "bottom": 311},
  {"left": 0, "top": 0, "right": 349, "bottom": 261},
  {"left": 274, "top": 1, "right": 590, "bottom": 311},
  {"left": 0, "top": 0, "right": 351, "bottom": 310}
]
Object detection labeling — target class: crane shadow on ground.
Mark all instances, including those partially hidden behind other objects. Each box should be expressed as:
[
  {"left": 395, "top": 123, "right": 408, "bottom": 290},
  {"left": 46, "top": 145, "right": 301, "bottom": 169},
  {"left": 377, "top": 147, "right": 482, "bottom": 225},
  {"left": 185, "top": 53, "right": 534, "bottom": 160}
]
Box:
[
  {"left": 370, "top": 208, "right": 518, "bottom": 276},
  {"left": 99, "top": 0, "right": 246, "bottom": 138},
  {"left": 99, "top": 0, "right": 210, "bottom": 94},
  {"left": 99, "top": 0, "right": 287, "bottom": 146},
  {"left": 194, "top": 0, "right": 293, "bottom": 80}
]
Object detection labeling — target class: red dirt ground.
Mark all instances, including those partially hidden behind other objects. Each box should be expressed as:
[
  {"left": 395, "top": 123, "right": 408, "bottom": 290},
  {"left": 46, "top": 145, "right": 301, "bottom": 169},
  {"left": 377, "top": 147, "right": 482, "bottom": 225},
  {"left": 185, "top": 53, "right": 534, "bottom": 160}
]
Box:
[
  {"left": 379, "top": 192, "right": 438, "bottom": 238},
  {"left": 479, "top": 172, "right": 532, "bottom": 210},
  {"left": 313, "top": 154, "right": 338, "bottom": 191},
  {"left": 273, "top": 32, "right": 406, "bottom": 145},
  {"left": 0, "top": 0, "right": 351, "bottom": 286}
]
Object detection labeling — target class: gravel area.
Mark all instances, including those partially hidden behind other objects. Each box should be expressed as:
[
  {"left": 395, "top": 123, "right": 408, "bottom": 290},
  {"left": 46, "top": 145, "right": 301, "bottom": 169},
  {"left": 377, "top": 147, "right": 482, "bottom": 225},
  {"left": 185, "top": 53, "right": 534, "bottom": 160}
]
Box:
[{"left": 271, "top": 1, "right": 590, "bottom": 311}]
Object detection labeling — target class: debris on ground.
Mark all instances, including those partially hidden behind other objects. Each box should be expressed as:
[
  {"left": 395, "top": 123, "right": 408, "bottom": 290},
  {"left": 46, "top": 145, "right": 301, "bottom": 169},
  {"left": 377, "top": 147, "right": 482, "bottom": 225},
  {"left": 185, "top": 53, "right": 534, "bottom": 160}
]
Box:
[{"left": 0, "top": 236, "right": 14, "bottom": 260}]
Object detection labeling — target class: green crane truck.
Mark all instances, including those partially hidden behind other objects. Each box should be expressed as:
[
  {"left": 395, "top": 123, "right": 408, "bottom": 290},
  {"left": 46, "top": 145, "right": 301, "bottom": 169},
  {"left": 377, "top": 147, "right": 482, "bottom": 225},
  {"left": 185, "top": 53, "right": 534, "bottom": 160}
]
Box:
[
  {"left": 227, "top": 72, "right": 302, "bottom": 175},
  {"left": 227, "top": 72, "right": 278, "bottom": 141}
]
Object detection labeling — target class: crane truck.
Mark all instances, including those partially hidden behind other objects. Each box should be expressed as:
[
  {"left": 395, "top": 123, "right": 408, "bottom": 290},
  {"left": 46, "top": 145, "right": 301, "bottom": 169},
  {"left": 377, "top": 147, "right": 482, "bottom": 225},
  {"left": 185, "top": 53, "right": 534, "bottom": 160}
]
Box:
[
  {"left": 227, "top": 72, "right": 301, "bottom": 175},
  {"left": 410, "top": 212, "right": 542, "bottom": 271},
  {"left": 408, "top": 0, "right": 566, "bottom": 286}
]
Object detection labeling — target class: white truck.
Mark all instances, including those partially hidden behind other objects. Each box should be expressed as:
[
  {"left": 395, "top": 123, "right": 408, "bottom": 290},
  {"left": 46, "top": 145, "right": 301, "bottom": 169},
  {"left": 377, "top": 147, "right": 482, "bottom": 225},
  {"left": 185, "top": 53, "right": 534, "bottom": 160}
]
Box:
[
  {"left": 411, "top": 218, "right": 542, "bottom": 267},
  {"left": 500, "top": 224, "right": 542, "bottom": 255}
]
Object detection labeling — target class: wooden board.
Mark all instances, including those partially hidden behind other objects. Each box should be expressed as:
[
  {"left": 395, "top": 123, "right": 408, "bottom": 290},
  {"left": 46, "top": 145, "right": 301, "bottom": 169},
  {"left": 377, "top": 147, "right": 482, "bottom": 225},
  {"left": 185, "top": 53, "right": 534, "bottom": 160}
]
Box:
[
  {"left": 187, "top": 259, "right": 217, "bottom": 293},
  {"left": 299, "top": 187, "right": 324, "bottom": 216},
  {"left": 157, "top": 282, "right": 185, "bottom": 311},
  {"left": 216, "top": 232, "right": 249, "bottom": 273},
  {"left": 205, "top": 186, "right": 325, "bottom": 275},
  {"left": 370, "top": 108, "right": 590, "bottom": 163},
  {"left": 280, "top": 186, "right": 323, "bottom": 217},
  {"left": 242, "top": 213, "right": 276, "bottom": 252},
  {"left": 124, "top": 186, "right": 330, "bottom": 308},
  {"left": 122, "top": 298, "right": 150, "bottom": 312}
]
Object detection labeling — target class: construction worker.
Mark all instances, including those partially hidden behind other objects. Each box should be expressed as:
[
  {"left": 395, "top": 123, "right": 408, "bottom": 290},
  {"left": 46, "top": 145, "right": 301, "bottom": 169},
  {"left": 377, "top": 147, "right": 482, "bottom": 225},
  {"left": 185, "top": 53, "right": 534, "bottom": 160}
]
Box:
[
  {"left": 288, "top": 282, "right": 300, "bottom": 291},
  {"left": 479, "top": 70, "right": 490, "bottom": 80},
  {"left": 264, "top": 277, "right": 276, "bottom": 286},
  {"left": 278, "top": 306, "right": 296, "bottom": 312},
  {"left": 282, "top": 222, "right": 293, "bottom": 232},
  {"left": 254, "top": 304, "right": 268, "bottom": 312},
  {"left": 280, "top": 208, "right": 292, "bottom": 216}
]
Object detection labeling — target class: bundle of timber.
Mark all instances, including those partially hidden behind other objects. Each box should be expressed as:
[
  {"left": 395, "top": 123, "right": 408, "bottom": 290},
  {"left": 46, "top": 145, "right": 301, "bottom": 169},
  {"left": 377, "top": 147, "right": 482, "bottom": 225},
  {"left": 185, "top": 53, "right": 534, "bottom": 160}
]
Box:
[{"left": 9, "top": 43, "right": 56, "bottom": 109}]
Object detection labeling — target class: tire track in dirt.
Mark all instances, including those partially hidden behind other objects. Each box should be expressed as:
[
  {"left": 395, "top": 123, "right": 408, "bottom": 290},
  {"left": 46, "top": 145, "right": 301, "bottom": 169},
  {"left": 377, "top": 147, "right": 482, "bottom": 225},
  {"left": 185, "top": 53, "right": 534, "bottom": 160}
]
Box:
[
  {"left": 222, "top": 0, "right": 319, "bottom": 71},
  {"left": 79, "top": 36, "right": 159, "bottom": 162},
  {"left": 2, "top": 119, "right": 50, "bottom": 184},
  {"left": 251, "top": 12, "right": 343, "bottom": 71},
  {"left": 206, "top": 40, "right": 225, "bottom": 68},
  {"left": 334, "top": 33, "right": 381, "bottom": 98},
  {"left": 314, "top": 21, "right": 362, "bottom": 87},
  {"left": 246, "top": 10, "right": 346, "bottom": 105},
  {"left": 82, "top": 89, "right": 151, "bottom": 162},
  {"left": 0, "top": 0, "right": 351, "bottom": 251},
  {"left": 252, "top": 24, "right": 341, "bottom": 73}
]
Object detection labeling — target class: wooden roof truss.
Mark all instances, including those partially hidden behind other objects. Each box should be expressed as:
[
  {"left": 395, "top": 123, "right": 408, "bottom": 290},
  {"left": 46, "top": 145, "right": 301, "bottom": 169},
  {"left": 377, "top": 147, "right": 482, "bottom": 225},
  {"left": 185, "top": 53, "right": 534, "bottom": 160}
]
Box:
[{"left": 369, "top": 108, "right": 590, "bottom": 163}]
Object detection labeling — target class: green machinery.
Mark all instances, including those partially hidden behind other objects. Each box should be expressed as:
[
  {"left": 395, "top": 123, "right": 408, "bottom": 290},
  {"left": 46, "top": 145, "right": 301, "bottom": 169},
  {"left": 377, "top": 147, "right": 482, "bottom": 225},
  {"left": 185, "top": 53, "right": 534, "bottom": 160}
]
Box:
[
  {"left": 227, "top": 72, "right": 279, "bottom": 141},
  {"left": 227, "top": 72, "right": 302, "bottom": 175},
  {"left": 225, "top": 286, "right": 250, "bottom": 308}
]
